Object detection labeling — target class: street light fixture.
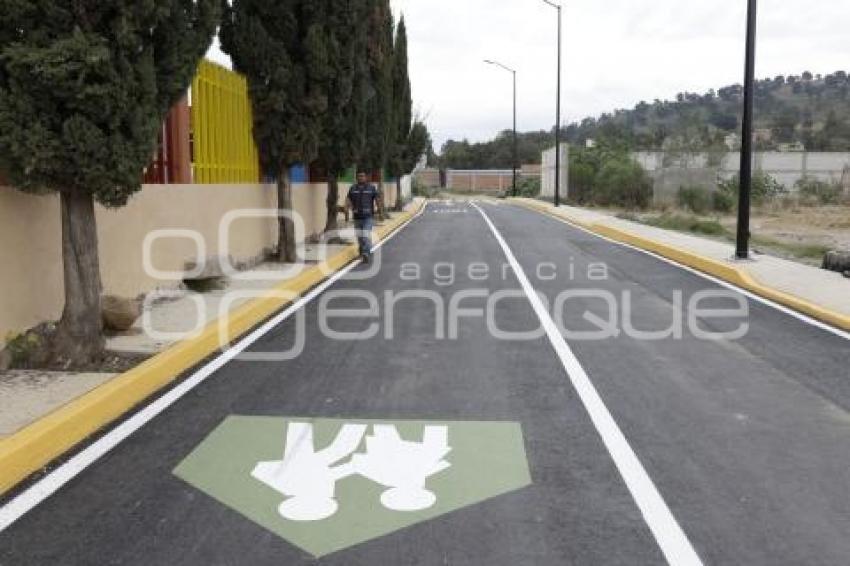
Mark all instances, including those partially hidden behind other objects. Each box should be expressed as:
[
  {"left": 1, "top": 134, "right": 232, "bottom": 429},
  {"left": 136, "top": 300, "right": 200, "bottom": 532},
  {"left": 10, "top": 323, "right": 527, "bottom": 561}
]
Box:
[
  {"left": 484, "top": 59, "right": 518, "bottom": 197},
  {"left": 540, "top": 0, "right": 563, "bottom": 207},
  {"left": 736, "top": 0, "right": 758, "bottom": 259}
]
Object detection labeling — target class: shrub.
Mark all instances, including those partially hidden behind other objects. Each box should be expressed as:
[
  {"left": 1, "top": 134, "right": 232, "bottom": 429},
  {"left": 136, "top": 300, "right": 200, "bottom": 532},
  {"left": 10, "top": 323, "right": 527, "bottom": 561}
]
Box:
[
  {"left": 677, "top": 185, "right": 711, "bottom": 214},
  {"left": 712, "top": 189, "right": 735, "bottom": 213},
  {"left": 569, "top": 161, "right": 597, "bottom": 204},
  {"left": 516, "top": 176, "right": 541, "bottom": 198},
  {"left": 594, "top": 158, "right": 654, "bottom": 209},
  {"left": 644, "top": 214, "right": 727, "bottom": 236},
  {"left": 795, "top": 177, "right": 842, "bottom": 205},
  {"left": 4, "top": 331, "right": 43, "bottom": 367},
  {"left": 718, "top": 172, "right": 787, "bottom": 205}
]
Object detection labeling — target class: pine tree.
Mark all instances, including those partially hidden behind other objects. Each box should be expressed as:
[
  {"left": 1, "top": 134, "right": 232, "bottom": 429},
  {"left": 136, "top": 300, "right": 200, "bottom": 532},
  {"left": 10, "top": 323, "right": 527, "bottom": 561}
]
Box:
[
  {"left": 315, "top": 0, "right": 369, "bottom": 235},
  {"left": 389, "top": 16, "right": 413, "bottom": 211},
  {"left": 404, "top": 120, "right": 432, "bottom": 178},
  {"left": 0, "top": 1, "right": 219, "bottom": 365},
  {"left": 362, "top": 0, "right": 395, "bottom": 219},
  {"left": 220, "top": 0, "right": 329, "bottom": 262}
]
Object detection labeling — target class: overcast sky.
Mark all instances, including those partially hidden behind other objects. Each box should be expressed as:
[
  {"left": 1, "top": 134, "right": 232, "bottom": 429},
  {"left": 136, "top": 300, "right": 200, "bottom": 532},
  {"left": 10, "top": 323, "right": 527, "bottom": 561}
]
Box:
[{"left": 208, "top": 0, "right": 850, "bottom": 151}]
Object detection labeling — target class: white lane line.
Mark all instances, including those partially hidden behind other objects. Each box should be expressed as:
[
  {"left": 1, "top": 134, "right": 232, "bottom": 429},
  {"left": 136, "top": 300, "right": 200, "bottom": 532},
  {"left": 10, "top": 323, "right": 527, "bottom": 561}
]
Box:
[
  {"left": 523, "top": 204, "right": 850, "bottom": 341},
  {"left": 471, "top": 202, "right": 704, "bottom": 566},
  {"left": 0, "top": 204, "right": 428, "bottom": 532}
]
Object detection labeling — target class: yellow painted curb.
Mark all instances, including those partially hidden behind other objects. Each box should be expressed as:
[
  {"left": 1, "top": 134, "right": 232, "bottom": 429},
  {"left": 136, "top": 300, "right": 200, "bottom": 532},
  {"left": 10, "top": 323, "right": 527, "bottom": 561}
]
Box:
[
  {"left": 512, "top": 199, "right": 850, "bottom": 332},
  {"left": 0, "top": 201, "right": 424, "bottom": 496}
]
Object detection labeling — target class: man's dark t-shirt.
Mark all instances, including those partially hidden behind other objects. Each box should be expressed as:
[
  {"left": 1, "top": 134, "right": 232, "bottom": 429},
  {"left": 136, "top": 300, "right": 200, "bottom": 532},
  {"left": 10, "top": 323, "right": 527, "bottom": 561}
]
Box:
[{"left": 348, "top": 183, "right": 379, "bottom": 220}]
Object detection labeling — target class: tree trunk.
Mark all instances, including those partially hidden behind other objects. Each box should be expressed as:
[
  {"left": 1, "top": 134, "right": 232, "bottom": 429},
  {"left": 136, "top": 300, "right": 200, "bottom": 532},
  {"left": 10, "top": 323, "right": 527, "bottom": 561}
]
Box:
[
  {"left": 277, "top": 168, "right": 297, "bottom": 263},
  {"left": 377, "top": 170, "right": 389, "bottom": 221},
  {"left": 394, "top": 176, "right": 404, "bottom": 212},
  {"left": 49, "top": 190, "right": 105, "bottom": 366},
  {"left": 325, "top": 174, "right": 340, "bottom": 233}
]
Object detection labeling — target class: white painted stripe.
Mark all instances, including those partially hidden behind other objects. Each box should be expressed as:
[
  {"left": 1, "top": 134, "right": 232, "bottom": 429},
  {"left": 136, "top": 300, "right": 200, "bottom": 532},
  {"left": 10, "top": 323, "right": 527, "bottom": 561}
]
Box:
[
  {"left": 0, "top": 204, "right": 428, "bottom": 531},
  {"left": 527, "top": 203, "right": 850, "bottom": 341},
  {"left": 471, "top": 202, "right": 704, "bottom": 566}
]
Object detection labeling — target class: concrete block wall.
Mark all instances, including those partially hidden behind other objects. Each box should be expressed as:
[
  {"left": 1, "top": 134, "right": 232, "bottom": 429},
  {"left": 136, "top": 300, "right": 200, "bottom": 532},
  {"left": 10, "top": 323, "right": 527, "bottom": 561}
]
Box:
[
  {"left": 541, "top": 145, "right": 569, "bottom": 200},
  {"left": 0, "top": 181, "right": 398, "bottom": 338},
  {"left": 634, "top": 151, "right": 850, "bottom": 200}
]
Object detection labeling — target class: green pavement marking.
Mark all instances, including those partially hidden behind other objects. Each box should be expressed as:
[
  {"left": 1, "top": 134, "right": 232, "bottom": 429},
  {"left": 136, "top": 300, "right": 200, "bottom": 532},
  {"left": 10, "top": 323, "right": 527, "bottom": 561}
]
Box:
[{"left": 174, "top": 416, "right": 532, "bottom": 557}]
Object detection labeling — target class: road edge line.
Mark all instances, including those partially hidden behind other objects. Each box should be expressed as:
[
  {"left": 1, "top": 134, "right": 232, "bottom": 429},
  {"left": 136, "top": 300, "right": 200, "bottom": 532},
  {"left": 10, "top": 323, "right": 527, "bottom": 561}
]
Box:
[
  {"left": 512, "top": 198, "right": 850, "bottom": 334},
  {"left": 472, "top": 202, "right": 703, "bottom": 566},
  {"left": 0, "top": 201, "right": 426, "bottom": 500}
]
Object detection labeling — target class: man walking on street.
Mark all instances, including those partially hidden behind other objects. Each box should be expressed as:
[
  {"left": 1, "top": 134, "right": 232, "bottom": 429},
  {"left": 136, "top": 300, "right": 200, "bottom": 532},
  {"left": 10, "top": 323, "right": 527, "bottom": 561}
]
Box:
[{"left": 347, "top": 170, "right": 381, "bottom": 263}]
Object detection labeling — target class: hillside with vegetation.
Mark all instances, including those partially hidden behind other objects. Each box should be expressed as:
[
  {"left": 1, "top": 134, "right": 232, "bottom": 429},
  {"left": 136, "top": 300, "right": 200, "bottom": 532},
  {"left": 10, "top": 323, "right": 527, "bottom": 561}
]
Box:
[
  {"left": 435, "top": 71, "right": 850, "bottom": 171},
  {"left": 563, "top": 70, "right": 850, "bottom": 152}
]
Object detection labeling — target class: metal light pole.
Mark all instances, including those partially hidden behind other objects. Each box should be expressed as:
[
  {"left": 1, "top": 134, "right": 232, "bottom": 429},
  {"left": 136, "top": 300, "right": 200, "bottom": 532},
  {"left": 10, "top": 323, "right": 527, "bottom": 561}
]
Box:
[
  {"left": 485, "top": 59, "right": 518, "bottom": 196},
  {"left": 736, "top": 0, "right": 758, "bottom": 259},
  {"left": 541, "top": 0, "right": 562, "bottom": 207}
]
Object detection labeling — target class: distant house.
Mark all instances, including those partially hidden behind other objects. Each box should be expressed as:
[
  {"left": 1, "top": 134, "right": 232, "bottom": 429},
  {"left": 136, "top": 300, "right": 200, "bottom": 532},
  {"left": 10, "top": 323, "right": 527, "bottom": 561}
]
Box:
[
  {"left": 753, "top": 128, "right": 773, "bottom": 144},
  {"left": 725, "top": 133, "right": 741, "bottom": 151}
]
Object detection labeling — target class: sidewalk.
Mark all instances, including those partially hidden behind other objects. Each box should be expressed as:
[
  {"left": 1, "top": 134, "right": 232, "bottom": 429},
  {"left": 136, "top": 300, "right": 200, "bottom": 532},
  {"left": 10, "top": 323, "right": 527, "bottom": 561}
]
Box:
[{"left": 513, "top": 198, "right": 850, "bottom": 323}]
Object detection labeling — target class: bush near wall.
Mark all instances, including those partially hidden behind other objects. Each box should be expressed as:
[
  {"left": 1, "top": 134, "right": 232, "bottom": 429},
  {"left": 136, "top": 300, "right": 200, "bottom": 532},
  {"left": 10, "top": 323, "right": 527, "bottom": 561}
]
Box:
[
  {"left": 594, "top": 159, "right": 654, "bottom": 209},
  {"left": 677, "top": 185, "right": 712, "bottom": 214},
  {"left": 568, "top": 144, "right": 654, "bottom": 209},
  {"left": 718, "top": 172, "right": 787, "bottom": 206},
  {"left": 516, "top": 176, "right": 541, "bottom": 198},
  {"left": 795, "top": 177, "right": 843, "bottom": 205}
]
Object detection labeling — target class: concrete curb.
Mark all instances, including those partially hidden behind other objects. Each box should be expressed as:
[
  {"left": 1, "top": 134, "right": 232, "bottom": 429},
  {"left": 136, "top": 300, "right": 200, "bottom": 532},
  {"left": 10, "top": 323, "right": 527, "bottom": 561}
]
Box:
[
  {"left": 0, "top": 202, "right": 424, "bottom": 496},
  {"left": 512, "top": 198, "right": 850, "bottom": 332}
]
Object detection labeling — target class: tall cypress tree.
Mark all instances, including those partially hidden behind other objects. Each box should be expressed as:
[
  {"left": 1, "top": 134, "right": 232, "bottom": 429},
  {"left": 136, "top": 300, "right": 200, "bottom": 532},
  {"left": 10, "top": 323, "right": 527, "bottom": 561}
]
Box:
[
  {"left": 316, "top": 0, "right": 368, "bottom": 235},
  {"left": 0, "top": 1, "right": 219, "bottom": 365},
  {"left": 363, "top": 0, "right": 395, "bottom": 219},
  {"left": 220, "top": 0, "right": 329, "bottom": 262},
  {"left": 389, "top": 16, "right": 413, "bottom": 210}
]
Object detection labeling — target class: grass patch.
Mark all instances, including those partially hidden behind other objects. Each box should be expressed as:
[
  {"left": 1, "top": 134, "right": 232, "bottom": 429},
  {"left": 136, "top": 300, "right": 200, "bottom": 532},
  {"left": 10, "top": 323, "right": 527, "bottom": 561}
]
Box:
[
  {"left": 750, "top": 236, "right": 831, "bottom": 260},
  {"left": 638, "top": 214, "right": 828, "bottom": 260},
  {"left": 642, "top": 213, "right": 728, "bottom": 237}
]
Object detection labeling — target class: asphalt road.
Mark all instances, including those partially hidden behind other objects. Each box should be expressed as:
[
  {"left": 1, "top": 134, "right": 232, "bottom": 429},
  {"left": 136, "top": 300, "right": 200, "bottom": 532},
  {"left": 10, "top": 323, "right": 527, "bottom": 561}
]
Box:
[{"left": 1, "top": 200, "right": 848, "bottom": 565}]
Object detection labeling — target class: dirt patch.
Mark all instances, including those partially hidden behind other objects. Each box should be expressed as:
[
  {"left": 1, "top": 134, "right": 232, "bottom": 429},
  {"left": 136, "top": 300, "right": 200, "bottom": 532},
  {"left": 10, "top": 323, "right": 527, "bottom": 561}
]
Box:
[
  {"left": 612, "top": 203, "right": 850, "bottom": 266},
  {"left": 732, "top": 205, "right": 850, "bottom": 252}
]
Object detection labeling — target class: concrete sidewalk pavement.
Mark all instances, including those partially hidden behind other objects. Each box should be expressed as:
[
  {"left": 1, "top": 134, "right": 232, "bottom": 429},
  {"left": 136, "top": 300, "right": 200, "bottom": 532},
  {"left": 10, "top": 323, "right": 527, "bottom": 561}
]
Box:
[{"left": 513, "top": 198, "right": 850, "bottom": 324}]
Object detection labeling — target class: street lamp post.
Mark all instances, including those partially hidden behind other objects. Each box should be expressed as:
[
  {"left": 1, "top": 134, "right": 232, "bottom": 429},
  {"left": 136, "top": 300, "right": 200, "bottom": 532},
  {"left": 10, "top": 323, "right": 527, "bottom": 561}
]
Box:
[
  {"left": 541, "top": 0, "right": 562, "bottom": 207},
  {"left": 736, "top": 0, "right": 758, "bottom": 259},
  {"left": 484, "top": 59, "right": 518, "bottom": 196}
]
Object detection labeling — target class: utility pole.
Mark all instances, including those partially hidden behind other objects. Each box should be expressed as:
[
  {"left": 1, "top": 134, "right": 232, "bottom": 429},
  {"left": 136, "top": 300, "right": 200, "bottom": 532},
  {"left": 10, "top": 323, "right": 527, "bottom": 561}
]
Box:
[
  {"left": 512, "top": 69, "right": 518, "bottom": 197},
  {"left": 541, "top": 0, "right": 563, "bottom": 206},
  {"left": 484, "top": 59, "right": 518, "bottom": 196},
  {"left": 736, "top": 0, "right": 758, "bottom": 259}
]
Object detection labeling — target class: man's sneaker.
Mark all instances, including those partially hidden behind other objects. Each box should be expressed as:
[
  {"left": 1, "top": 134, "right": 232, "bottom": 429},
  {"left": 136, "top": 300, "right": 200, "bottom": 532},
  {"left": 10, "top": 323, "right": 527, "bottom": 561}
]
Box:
[{"left": 362, "top": 253, "right": 370, "bottom": 264}]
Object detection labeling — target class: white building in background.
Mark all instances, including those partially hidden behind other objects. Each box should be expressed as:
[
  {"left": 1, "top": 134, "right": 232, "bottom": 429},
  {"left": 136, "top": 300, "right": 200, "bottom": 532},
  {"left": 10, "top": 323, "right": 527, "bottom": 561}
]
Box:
[{"left": 541, "top": 144, "right": 569, "bottom": 201}]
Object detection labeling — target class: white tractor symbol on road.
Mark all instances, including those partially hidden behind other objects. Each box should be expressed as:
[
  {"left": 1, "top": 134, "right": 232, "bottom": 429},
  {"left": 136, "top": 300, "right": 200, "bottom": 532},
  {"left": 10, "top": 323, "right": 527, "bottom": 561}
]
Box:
[{"left": 251, "top": 422, "right": 452, "bottom": 521}]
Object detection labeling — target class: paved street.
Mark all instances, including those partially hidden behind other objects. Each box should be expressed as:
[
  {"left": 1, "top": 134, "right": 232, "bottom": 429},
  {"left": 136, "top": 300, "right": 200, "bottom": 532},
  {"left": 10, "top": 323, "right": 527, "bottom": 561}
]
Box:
[{"left": 1, "top": 201, "right": 848, "bottom": 565}]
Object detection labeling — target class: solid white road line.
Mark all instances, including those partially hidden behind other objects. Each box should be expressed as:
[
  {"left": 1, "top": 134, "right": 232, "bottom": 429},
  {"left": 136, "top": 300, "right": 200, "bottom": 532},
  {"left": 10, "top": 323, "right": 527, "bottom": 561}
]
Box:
[
  {"left": 471, "top": 202, "right": 704, "bottom": 566},
  {"left": 527, "top": 203, "right": 850, "bottom": 341},
  {"left": 0, "top": 204, "right": 428, "bottom": 532}
]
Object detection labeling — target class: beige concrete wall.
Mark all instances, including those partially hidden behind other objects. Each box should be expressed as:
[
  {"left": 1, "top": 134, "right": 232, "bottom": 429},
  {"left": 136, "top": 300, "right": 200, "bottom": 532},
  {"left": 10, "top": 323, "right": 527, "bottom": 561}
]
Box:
[
  {"left": 0, "top": 182, "right": 345, "bottom": 339},
  {"left": 97, "top": 183, "right": 278, "bottom": 299},
  {"left": 0, "top": 188, "right": 64, "bottom": 340}
]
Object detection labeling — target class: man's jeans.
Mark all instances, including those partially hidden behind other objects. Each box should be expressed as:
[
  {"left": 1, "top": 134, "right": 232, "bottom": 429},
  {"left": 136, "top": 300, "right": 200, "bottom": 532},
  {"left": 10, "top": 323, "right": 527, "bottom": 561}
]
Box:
[{"left": 354, "top": 216, "right": 374, "bottom": 257}]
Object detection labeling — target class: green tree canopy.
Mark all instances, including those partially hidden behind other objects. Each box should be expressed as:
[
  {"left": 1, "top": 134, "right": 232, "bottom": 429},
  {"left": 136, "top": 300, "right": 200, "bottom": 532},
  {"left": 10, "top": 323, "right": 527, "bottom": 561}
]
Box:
[
  {"left": 221, "top": 0, "right": 329, "bottom": 261},
  {"left": 388, "top": 17, "right": 412, "bottom": 178},
  {"left": 361, "top": 0, "right": 394, "bottom": 175},
  {"left": 314, "top": 0, "right": 369, "bottom": 232},
  {"left": 0, "top": 1, "right": 218, "bottom": 205},
  {"left": 0, "top": 1, "right": 219, "bottom": 364}
]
